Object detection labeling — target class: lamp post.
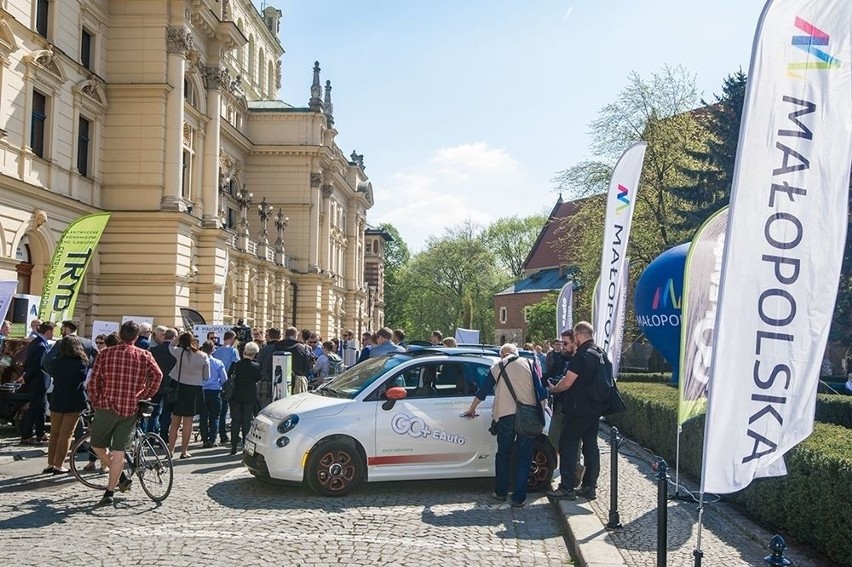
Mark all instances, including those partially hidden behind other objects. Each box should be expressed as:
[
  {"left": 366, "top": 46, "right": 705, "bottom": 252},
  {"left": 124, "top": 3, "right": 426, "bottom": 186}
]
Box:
[
  {"left": 274, "top": 208, "right": 288, "bottom": 265},
  {"left": 235, "top": 184, "right": 253, "bottom": 250}
]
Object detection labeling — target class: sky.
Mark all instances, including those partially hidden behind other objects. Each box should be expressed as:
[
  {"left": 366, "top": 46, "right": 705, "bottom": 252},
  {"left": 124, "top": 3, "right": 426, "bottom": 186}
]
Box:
[{"left": 257, "top": 0, "right": 766, "bottom": 251}]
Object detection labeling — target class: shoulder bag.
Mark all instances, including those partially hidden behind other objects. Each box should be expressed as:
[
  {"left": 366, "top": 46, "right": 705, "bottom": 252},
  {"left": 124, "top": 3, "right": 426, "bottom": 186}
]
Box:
[
  {"left": 164, "top": 349, "right": 184, "bottom": 405},
  {"left": 498, "top": 358, "right": 544, "bottom": 439},
  {"left": 221, "top": 361, "right": 237, "bottom": 402}
]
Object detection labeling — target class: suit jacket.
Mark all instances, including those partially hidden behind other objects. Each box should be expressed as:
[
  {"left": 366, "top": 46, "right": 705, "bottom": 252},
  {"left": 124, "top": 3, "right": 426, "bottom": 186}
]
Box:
[
  {"left": 150, "top": 340, "right": 177, "bottom": 393},
  {"left": 23, "top": 335, "right": 50, "bottom": 393},
  {"left": 43, "top": 334, "right": 97, "bottom": 374}
]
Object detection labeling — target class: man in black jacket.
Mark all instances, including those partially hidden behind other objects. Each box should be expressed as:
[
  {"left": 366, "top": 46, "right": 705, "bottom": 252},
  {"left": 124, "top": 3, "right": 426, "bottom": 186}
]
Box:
[
  {"left": 43, "top": 320, "right": 97, "bottom": 374},
  {"left": 273, "top": 326, "right": 313, "bottom": 394},
  {"left": 19, "top": 321, "right": 55, "bottom": 445},
  {"left": 545, "top": 321, "right": 603, "bottom": 501},
  {"left": 149, "top": 328, "right": 178, "bottom": 436}
]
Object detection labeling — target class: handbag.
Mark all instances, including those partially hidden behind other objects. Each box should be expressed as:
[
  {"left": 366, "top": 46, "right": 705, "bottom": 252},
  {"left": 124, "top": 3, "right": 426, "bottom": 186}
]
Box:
[
  {"left": 221, "top": 362, "right": 237, "bottom": 402},
  {"left": 164, "top": 349, "right": 184, "bottom": 405},
  {"left": 498, "top": 358, "right": 544, "bottom": 439}
]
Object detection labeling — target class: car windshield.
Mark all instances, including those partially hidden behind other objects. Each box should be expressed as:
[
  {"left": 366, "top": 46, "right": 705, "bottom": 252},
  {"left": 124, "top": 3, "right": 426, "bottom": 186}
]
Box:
[{"left": 315, "top": 355, "right": 408, "bottom": 399}]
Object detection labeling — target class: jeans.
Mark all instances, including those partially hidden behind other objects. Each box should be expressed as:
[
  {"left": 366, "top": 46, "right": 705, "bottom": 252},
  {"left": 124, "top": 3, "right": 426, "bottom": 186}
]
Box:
[
  {"left": 20, "top": 389, "right": 47, "bottom": 439},
  {"left": 144, "top": 393, "right": 163, "bottom": 434},
  {"left": 218, "top": 399, "right": 229, "bottom": 441},
  {"left": 229, "top": 402, "right": 254, "bottom": 448},
  {"left": 158, "top": 398, "right": 172, "bottom": 439},
  {"left": 558, "top": 414, "right": 601, "bottom": 490},
  {"left": 494, "top": 414, "right": 534, "bottom": 504},
  {"left": 199, "top": 389, "right": 222, "bottom": 445}
]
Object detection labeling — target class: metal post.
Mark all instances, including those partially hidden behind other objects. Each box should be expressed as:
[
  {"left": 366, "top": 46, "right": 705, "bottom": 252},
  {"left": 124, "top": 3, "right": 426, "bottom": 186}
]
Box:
[
  {"left": 764, "top": 535, "right": 791, "bottom": 566},
  {"left": 656, "top": 459, "right": 668, "bottom": 567},
  {"left": 606, "top": 426, "right": 622, "bottom": 529}
]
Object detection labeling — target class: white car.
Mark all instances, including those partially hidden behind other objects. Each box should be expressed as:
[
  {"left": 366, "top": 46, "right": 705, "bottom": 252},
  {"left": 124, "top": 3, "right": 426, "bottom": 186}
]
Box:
[{"left": 243, "top": 349, "right": 557, "bottom": 496}]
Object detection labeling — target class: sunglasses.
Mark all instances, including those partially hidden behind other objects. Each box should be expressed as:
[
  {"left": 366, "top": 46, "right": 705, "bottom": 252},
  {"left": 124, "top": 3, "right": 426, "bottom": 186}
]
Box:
[
  {"left": 562, "top": 341, "right": 573, "bottom": 345},
  {"left": 96, "top": 341, "right": 105, "bottom": 345}
]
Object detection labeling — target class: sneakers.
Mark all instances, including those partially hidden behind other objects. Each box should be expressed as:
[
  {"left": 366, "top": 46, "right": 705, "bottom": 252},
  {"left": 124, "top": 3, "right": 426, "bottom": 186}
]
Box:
[
  {"left": 490, "top": 492, "right": 507, "bottom": 503},
  {"left": 576, "top": 486, "right": 597, "bottom": 500},
  {"left": 93, "top": 492, "right": 114, "bottom": 509},
  {"left": 117, "top": 473, "right": 133, "bottom": 493},
  {"left": 510, "top": 500, "right": 525, "bottom": 508},
  {"left": 545, "top": 486, "right": 577, "bottom": 500}
]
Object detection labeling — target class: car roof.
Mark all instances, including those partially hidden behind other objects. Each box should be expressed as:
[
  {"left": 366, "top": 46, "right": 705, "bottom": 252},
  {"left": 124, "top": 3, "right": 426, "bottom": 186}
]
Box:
[{"left": 405, "top": 345, "right": 501, "bottom": 360}]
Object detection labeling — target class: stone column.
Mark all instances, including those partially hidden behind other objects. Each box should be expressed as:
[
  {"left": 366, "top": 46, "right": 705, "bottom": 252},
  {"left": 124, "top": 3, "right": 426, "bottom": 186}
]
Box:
[
  {"left": 201, "top": 64, "right": 228, "bottom": 227},
  {"left": 163, "top": 27, "right": 193, "bottom": 211},
  {"left": 308, "top": 170, "right": 321, "bottom": 270},
  {"left": 320, "top": 184, "right": 333, "bottom": 272}
]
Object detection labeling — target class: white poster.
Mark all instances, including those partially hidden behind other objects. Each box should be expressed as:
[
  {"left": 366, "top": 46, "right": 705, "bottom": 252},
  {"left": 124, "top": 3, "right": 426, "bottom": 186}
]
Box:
[
  {"left": 593, "top": 141, "right": 647, "bottom": 363},
  {"left": 0, "top": 281, "right": 17, "bottom": 323},
  {"left": 91, "top": 320, "right": 119, "bottom": 340},
  {"left": 702, "top": 0, "right": 852, "bottom": 494}
]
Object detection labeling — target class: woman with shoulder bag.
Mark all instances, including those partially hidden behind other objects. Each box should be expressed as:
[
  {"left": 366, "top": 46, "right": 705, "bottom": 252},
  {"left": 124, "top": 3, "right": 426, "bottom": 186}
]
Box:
[
  {"left": 228, "top": 341, "right": 262, "bottom": 455},
  {"left": 167, "top": 332, "right": 209, "bottom": 459}
]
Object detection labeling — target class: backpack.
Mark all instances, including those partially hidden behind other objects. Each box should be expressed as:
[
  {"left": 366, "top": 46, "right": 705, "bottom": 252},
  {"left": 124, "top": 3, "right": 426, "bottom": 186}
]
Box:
[
  {"left": 327, "top": 353, "right": 343, "bottom": 376},
  {"left": 586, "top": 346, "right": 626, "bottom": 415}
]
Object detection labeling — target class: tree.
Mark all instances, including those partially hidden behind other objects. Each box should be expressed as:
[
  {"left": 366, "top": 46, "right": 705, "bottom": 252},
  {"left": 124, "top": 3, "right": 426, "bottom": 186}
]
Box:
[
  {"left": 399, "top": 220, "right": 509, "bottom": 340},
  {"left": 482, "top": 214, "right": 548, "bottom": 278},
  {"left": 551, "top": 65, "right": 708, "bottom": 342},
  {"left": 673, "top": 70, "right": 748, "bottom": 233},
  {"left": 379, "top": 223, "right": 411, "bottom": 330},
  {"left": 525, "top": 293, "right": 558, "bottom": 346}
]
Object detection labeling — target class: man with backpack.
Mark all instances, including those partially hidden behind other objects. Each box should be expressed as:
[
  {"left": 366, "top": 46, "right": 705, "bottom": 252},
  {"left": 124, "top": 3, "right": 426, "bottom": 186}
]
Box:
[
  {"left": 545, "top": 321, "right": 607, "bottom": 500},
  {"left": 311, "top": 341, "right": 343, "bottom": 386}
]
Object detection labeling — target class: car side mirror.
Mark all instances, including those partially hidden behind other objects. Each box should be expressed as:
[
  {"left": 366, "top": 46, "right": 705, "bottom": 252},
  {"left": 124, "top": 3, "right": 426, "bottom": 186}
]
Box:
[{"left": 382, "top": 386, "right": 407, "bottom": 411}]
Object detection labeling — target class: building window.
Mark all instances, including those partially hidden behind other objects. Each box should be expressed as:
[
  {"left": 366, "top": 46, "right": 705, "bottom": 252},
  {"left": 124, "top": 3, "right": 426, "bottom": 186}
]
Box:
[
  {"left": 523, "top": 306, "right": 531, "bottom": 323},
  {"left": 36, "top": 0, "right": 50, "bottom": 38},
  {"left": 81, "top": 28, "right": 93, "bottom": 70},
  {"left": 227, "top": 208, "right": 237, "bottom": 230},
  {"left": 365, "top": 241, "right": 372, "bottom": 255},
  {"left": 31, "top": 90, "right": 47, "bottom": 158},
  {"left": 181, "top": 149, "right": 191, "bottom": 198},
  {"left": 499, "top": 306, "right": 507, "bottom": 324},
  {"left": 77, "top": 116, "right": 91, "bottom": 177}
]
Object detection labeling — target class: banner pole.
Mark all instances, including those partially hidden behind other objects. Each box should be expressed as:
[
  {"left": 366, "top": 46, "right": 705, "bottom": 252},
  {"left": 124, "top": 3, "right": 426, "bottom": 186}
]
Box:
[{"left": 693, "top": 490, "right": 705, "bottom": 566}]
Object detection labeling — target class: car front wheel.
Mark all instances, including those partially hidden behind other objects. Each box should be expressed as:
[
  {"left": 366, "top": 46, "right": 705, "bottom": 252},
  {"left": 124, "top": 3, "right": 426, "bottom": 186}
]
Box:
[{"left": 305, "top": 440, "right": 364, "bottom": 496}]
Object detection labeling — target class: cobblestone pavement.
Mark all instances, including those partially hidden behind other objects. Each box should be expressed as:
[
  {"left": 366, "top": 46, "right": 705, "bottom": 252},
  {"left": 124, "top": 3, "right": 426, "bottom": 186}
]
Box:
[
  {"left": 585, "top": 425, "right": 833, "bottom": 567},
  {"left": 0, "top": 431, "right": 572, "bottom": 566}
]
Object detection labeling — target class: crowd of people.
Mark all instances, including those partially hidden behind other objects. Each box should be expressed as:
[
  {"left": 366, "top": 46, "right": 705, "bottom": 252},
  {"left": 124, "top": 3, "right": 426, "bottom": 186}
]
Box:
[{"left": 3, "top": 314, "right": 619, "bottom": 509}]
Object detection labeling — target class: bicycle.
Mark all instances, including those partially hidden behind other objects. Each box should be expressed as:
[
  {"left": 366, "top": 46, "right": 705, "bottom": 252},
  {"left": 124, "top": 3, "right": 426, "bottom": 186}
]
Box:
[{"left": 69, "top": 400, "right": 174, "bottom": 502}]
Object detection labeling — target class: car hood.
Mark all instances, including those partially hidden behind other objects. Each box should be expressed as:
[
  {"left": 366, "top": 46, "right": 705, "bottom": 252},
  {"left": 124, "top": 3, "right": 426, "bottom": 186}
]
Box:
[{"left": 261, "top": 391, "right": 351, "bottom": 420}]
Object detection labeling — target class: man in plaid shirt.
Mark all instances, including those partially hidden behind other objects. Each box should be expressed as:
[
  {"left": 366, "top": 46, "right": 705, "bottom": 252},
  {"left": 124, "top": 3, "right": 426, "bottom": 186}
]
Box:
[{"left": 87, "top": 320, "right": 162, "bottom": 508}]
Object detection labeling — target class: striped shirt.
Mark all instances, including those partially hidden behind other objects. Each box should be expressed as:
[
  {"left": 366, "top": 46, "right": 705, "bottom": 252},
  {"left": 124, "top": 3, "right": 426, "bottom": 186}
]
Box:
[{"left": 88, "top": 342, "right": 163, "bottom": 417}]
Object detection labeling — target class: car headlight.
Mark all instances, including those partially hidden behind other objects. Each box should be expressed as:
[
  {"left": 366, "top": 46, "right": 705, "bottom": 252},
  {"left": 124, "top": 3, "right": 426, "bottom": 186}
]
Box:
[{"left": 277, "top": 414, "right": 299, "bottom": 434}]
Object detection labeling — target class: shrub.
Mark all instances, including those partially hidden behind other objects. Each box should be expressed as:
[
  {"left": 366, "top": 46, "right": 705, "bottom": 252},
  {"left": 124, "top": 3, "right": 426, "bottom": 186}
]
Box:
[
  {"left": 617, "top": 372, "right": 671, "bottom": 383},
  {"left": 815, "top": 393, "right": 852, "bottom": 428},
  {"left": 606, "top": 383, "right": 852, "bottom": 565}
]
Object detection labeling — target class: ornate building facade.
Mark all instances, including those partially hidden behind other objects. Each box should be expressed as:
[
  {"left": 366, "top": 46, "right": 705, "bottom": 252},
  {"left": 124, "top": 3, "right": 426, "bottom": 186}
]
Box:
[{"left": 0, "top": 0, "right": 383, "bottom": 338}]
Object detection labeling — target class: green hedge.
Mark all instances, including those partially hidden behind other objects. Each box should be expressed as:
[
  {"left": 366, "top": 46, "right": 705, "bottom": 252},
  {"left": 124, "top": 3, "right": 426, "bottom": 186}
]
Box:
[
  {"left": 607, "top": 383, "right": 852, "bottom": 565},
  {"left": 617, "top": 372, "right": 671, "bottom": 383},
  {"left": 815, "top": 393, "right": 852, "bottom": 428}
]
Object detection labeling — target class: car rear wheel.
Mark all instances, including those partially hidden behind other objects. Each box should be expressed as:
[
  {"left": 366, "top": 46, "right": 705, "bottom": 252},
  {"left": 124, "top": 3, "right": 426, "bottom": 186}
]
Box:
[
  {"left": 306, "top": 440, "right": 364, "bottom": 496},
  {"left": 511, "top": 436, "right": 557, "bottom": 493}
]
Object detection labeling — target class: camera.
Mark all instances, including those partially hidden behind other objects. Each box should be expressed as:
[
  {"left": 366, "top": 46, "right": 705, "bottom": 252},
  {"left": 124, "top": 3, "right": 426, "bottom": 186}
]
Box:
[{"left": 488, "top": 420, "right": 499, "bottom": 436}]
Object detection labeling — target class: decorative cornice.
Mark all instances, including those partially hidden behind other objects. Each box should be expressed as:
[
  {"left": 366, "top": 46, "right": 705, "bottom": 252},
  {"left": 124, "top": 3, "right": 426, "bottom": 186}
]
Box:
[{"left": 166, "top": 27, "right": 194, "bottom": 57}]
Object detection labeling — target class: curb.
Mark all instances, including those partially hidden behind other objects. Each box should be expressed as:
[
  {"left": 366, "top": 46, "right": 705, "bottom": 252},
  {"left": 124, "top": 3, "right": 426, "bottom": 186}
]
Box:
[{"left": 555, "top": 497, "right": 627, "bottom": 567}]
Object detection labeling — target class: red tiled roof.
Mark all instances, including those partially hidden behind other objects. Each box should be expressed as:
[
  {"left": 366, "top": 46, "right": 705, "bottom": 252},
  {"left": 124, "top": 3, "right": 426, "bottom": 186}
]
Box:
[{"left": 523, "top": 195, "right": 592, "bottom": 271}]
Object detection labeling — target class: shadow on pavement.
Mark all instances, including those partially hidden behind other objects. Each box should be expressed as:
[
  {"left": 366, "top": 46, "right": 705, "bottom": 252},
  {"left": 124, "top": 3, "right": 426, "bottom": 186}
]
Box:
[{"left": 0, "top": 495, "right": 95, "bottom": 529}]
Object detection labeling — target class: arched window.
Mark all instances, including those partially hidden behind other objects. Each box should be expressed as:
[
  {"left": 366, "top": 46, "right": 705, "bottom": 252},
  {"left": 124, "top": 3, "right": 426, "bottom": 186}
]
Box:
[
  {"left": 248, "top": 35, "right": 255, "bottom": 76},
  {"left": 258, "top": 48, "right": 265, "bottom": 94}
]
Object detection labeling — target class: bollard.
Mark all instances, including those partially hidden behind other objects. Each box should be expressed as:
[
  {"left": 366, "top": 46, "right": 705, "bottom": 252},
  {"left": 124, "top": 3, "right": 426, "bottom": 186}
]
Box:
[
  {"left": 656, "top": 459, "right": 668, "bottom": 567},
  {"left": 606, "top": 426, "right": 622, "bottom": 529},
  {"left": 764, "top": 534, "right": 791, "bottom": 566},
  {"left": 693, "top": 548, "right": 703, "bottom": 567}
]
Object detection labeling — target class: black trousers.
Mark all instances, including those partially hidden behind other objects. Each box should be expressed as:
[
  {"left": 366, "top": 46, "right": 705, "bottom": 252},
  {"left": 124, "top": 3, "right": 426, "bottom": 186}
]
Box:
[
  {"left": 229, "top": 402, "right": 254, "bottom": 448},
  {"left": 20, "top": 389, "right": 47, "bottom": 439},
  {"left": 558, "top": 414, "right": 601, "bottom": 490}
]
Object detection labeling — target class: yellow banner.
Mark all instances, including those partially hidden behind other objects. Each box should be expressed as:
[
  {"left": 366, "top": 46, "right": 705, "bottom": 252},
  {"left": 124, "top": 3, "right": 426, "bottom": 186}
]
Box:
[{"left": 39, "top": 212, "right": 110, "bottom": 322}]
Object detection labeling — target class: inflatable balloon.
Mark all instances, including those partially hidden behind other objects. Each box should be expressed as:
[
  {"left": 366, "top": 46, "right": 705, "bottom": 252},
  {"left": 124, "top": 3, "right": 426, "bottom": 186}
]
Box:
[{"left": 634, "top": 243, "right": 688, "bottom": 385}]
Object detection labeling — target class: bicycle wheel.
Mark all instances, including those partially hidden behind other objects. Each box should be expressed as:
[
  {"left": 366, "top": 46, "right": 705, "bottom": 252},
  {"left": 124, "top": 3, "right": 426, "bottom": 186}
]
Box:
[
  {"left": 69, "top": 433, "right": 109, "bottom": 490},
  {"left": 135, "top": 432, "right": 173, "bottom": 502}
]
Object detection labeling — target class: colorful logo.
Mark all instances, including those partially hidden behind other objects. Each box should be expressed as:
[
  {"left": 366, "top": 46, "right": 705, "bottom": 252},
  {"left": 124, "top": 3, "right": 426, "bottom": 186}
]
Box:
[
  {"left": 615, "top": 184, "right": 630, "bottom": 213},
  {"left": 788, "top": 17, "right": 841, "bottom": 78},
  {"left": 651, "top": 278, "right": 681, "bottom": 310}
]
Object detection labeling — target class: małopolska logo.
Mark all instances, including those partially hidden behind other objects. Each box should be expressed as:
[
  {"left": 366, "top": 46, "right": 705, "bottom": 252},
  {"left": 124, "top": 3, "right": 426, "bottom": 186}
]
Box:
[
  {"left": 788, "top": 17, "right": 841, "bottom": 78},
  {"left": 652, "top": 278, "right": 682, "bottom": 310},
  {"left": 615, "top": 184, "right": 630, "bottom": 213}
]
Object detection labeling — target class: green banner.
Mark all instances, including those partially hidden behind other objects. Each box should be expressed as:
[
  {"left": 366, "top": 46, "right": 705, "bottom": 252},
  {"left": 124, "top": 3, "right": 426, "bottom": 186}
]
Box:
[{"left": 38, "top": 212, "right": 110, "bottom": 322}]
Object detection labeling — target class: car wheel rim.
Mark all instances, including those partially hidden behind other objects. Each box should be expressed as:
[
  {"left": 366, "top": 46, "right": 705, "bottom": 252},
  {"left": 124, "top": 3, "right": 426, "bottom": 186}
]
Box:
[
  {"left": 316, "top": 449, "right": 356, "bottom": 492},
  {"left": 528, "top": 449, "right": 551, "bottom": 486}
]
